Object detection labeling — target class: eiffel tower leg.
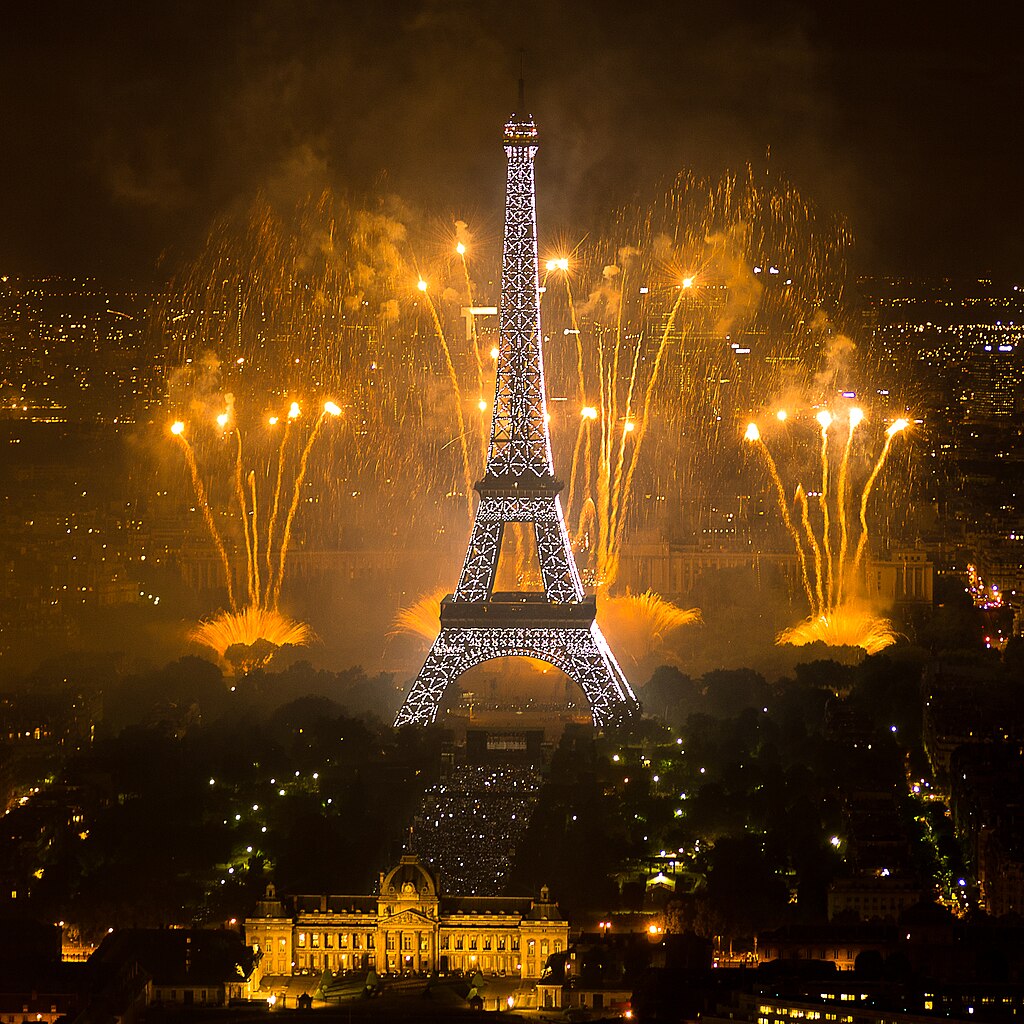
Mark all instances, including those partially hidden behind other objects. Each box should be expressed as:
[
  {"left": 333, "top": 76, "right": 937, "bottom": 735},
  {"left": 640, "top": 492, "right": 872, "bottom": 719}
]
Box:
[
  {"left": 454, "top": 502, "right": 505, "bottom": 602},
  {"left": 534, "top": 497, "right": 584, "bottom": 603},
  {"left": 557, "top": 623, "right": 640, "bottom": 727},
  {"left": 394, "top": 629, "right": 475, "bottom": 727}
]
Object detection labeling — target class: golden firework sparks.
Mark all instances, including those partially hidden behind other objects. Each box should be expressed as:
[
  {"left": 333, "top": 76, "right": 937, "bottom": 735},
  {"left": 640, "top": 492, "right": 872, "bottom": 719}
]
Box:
[
  {"left": 746, "top": 409, "right": 909, "bottom": 654},
  {"left": 170, "top": 395, "right": 342, "bottom": 667}
]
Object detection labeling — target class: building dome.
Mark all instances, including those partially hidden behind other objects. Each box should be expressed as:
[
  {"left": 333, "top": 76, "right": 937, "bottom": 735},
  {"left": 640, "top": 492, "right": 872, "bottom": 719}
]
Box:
[{"left": 380, "top": 854, "right": 438, "bottom": 899}]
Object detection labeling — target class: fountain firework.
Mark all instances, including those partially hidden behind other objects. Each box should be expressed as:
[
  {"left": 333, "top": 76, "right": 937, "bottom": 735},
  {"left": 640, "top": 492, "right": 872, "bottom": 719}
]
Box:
[
  {"left": 744, "top": 410, "right": 909, "bottom": 654},
  {"left": 171, "top": 397, "right": 341, "bottom": 671}
]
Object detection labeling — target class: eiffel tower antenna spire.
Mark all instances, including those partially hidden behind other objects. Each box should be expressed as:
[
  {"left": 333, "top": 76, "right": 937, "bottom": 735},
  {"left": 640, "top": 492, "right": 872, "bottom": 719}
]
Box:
[
  {"left": 518, "top": 50, "right": 526, "bottom": 110},
  {"left": 393, "top": 105, "right": 639, "bottom": 730}
]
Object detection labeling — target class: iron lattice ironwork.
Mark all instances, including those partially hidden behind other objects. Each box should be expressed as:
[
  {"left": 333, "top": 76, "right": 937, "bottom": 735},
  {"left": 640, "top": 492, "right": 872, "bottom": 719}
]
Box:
[{"left": 394, "top": 112, "right": 640, "bottom": 729}]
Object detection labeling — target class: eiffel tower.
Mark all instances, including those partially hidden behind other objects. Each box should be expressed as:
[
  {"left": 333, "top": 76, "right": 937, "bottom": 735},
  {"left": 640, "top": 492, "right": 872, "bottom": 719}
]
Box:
[{"left": 393, "top": 102, "right": 640, "bottom": 729}]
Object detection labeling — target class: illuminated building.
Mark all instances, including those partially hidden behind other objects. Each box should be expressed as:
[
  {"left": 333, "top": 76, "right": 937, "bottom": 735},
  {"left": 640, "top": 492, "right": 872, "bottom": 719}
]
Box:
[
  {"left": 394, "top": 102, "right": 637, "bottom": 727},
  {"left": 244, "top": 854, "right": 568, "bottom": 979},
  {"left": 960, "top": 339, "right": 1023, "bottom": 422}
]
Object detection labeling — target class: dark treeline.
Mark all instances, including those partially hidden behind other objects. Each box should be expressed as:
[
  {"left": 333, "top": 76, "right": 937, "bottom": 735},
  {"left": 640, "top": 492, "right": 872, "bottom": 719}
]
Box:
[{"left": 2, "top": 658, "right": 430, "bottom": 939}]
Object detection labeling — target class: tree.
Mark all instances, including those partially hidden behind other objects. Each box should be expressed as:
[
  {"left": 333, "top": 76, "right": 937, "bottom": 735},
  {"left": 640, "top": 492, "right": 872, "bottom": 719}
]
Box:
[{"left": 702, "top": 835, "right": 788, "bottom": 939}]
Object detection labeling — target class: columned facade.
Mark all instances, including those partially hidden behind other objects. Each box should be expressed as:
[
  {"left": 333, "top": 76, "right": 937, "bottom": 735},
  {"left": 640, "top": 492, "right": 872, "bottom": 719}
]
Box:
[{"left": 244, "top": 855, "right": 569, "bottom": 981}]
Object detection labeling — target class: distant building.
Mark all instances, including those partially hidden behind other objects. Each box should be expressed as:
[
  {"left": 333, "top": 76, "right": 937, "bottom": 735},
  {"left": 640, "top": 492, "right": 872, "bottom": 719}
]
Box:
[
  {"left": 827, "top": 876, "right": 930, "bottom": 923},
  {"left": 244, "top": 854, "right": 569, "bottom": 979},
  {"left": 0, "top": 917, "right": 149, "bottom": 1024},
  {"left": 89, "top": 928, "right": 260, "bottom": 1007},
  {"left": 618, "top": 544, "right": 933, "bottom": 607}
]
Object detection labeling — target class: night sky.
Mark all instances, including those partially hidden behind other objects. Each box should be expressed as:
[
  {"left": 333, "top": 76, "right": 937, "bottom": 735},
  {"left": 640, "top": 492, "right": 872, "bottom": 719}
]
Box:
[{"left": 2, "top": 1, "right": 1020, "bottom": 280}]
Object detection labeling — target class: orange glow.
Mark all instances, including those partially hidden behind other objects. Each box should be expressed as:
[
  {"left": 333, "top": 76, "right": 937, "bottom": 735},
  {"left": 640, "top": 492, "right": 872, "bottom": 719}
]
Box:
[{"left": 191, "top": 607, "right": 313, "bottom": 672}]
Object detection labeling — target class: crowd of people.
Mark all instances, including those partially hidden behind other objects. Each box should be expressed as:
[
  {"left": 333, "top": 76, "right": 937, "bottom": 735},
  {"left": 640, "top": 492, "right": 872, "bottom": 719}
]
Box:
[{"left": 414, "top": 764, "right": 540, "bottom": 895}]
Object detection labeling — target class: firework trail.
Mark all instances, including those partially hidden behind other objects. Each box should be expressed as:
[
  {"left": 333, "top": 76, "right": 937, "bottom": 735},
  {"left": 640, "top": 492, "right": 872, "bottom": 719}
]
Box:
[
  {"left": 817, "top": 411, "right": 835, "bottom": 609},
  {"left": 419, "top": 279, "right": 475, "bottom": 527},
  {"left": 270, "top": 402, "right": 342, "bottom": 608},
  {"left": 265, "top": 406, "right": 297, "bottom": 580},
  {"left": 744, "top": 409, "right": 909, "bottom": 652},
  {"left": 172, "top": 422, "right": 238, "bottom": 612},
  {"left": 835, "top": 407, "right": 863, "bottom": 606},
  {"left": 852, "top": 419, "right": 909, "bottom": 577},
  {"left": 456, "top": 240, "right": 487, "bottom": 412},
  {"left": 745, "top": 422, "right": 814, "bottom": 611},
  {"left": 170, "top": 398, "right": 341, "bottom": 669}
]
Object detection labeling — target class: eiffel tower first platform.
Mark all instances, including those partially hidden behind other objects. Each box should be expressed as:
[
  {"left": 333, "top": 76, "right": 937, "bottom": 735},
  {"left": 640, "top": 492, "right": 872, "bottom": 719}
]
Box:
[{"left": 393, "top": 106, "right": 640, "bottom": 729}]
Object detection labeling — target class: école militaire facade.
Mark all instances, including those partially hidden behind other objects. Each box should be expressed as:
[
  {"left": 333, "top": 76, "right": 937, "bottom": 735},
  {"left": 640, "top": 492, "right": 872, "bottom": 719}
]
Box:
[{"left": 244, "top": 854, "right": 569, "bottom": 980}]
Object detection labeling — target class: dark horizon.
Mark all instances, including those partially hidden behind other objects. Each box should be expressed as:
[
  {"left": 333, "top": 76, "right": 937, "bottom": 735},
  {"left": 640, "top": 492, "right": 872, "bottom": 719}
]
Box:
[{"left": 1, "top": 1, "right": 1021, "bottom": 282}]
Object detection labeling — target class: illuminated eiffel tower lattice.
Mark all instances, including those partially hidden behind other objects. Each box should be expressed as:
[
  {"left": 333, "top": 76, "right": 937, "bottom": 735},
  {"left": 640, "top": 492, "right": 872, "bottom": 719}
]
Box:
[{"left": 394, "top": 105, "right": 640, "bottom": 728}]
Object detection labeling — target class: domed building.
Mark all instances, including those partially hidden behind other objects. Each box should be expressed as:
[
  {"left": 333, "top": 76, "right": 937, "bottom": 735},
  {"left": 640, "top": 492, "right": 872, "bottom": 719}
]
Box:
[{"left": 245, "top": 854, "right": 569, "bottom": 979}]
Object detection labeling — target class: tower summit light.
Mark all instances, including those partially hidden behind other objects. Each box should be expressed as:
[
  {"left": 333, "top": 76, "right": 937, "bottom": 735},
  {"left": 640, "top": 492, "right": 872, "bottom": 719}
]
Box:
[{"left": 393, "top": 96, "right": 639, "bottom": 729}]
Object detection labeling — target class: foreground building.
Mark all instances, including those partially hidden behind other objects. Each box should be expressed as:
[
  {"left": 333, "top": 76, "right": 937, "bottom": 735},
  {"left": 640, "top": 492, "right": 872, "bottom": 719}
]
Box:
[{"left": 244, "top": 854, "right": 569, "bottom": 979}]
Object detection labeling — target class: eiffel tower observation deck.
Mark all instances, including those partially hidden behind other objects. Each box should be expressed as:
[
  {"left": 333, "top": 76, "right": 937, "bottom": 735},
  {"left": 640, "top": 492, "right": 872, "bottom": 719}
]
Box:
[{"left": 393, "top": 102, "right": 640, "bottom": 729}]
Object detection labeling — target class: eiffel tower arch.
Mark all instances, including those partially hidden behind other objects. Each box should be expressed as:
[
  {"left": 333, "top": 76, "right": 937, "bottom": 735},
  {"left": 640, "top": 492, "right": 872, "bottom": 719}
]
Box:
[{"left": 393, "top": 102, "right": 640, "bottom": 729}]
